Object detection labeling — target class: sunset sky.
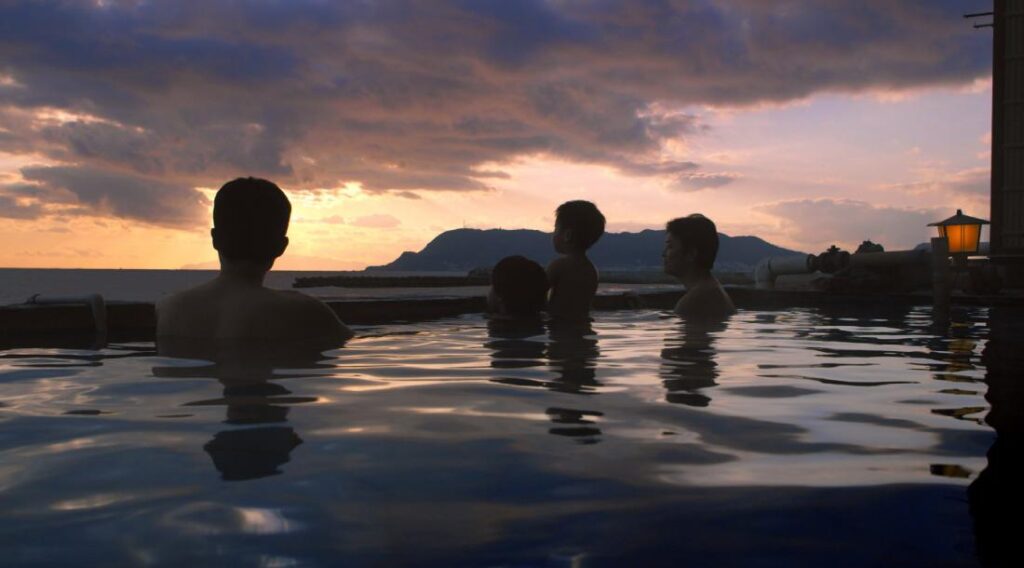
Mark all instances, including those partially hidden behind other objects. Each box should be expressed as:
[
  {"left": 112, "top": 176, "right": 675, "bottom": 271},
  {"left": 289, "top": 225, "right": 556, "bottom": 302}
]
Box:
[{"left": 0, "top": 1, "right": 995, "bottom": 270}]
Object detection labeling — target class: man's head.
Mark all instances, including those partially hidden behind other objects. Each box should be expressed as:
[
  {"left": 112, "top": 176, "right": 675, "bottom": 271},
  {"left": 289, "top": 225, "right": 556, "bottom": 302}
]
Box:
[
  {"left": 212, "top": 177, "right": 291, "bottom": 265},
  {"left": 664, "top": 214, "right": 718, "bottom": 277},
  {"left": 488, "top": 255, "right": 549, "bottom": 317},
  {"left": 554, "top": 200, "right": 605, "bottom": 253}
]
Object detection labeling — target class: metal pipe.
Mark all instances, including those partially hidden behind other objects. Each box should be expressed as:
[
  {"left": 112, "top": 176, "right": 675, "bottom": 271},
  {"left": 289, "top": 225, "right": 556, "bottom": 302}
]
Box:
[{"left": 755, "top": 255, "right": 817, "bottom": 289}]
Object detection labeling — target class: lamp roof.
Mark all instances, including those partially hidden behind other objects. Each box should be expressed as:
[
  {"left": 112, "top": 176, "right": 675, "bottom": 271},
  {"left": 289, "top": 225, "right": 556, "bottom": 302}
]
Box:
[{"left": 927, "top": 209, "right": 990, "bottom": 227}]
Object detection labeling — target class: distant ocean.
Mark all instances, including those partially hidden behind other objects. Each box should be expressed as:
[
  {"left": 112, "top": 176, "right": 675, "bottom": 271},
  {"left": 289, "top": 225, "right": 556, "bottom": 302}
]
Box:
[
  {"left": 0, "top": 268, "right": 677, "bottom": 306},
  {"left": 0, "top": 268, "right": 488, "bottom": 305}
]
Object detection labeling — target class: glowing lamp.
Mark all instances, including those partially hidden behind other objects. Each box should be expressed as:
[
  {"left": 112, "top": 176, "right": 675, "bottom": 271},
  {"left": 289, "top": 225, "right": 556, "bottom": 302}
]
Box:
[{"left": 928, "top": 209, "right": 989, "bottom": 255}]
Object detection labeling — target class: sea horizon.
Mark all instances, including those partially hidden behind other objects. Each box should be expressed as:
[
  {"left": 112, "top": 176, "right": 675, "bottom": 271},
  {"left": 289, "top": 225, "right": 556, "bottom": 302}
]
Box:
[
  {"left": 0, "top": 267, "right": 683, "bottom": 306},
  {"left": 0, "top": 267, "right": 477, "bottom": 305}
]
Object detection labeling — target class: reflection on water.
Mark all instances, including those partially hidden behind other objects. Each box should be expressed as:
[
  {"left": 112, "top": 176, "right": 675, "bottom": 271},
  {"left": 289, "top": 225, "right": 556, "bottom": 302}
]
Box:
[
  {"left": 486, "top": 317, "right": 604, "bottom": 442},
  {"left": 969, "top": 306, "right": 1024, "bottom": 567},
  {"left": 203, "top": 427, "right": 303, "bottom": 481},
  {"left": 0, "top": 307, "right": 1002, "bottom": 566},
  {"left": 152, "top": 339, "right": 330, "bottom": 481},
  {"left": 485, "top": 317, "right": 547, "bottom": 370},
  {"left": 546, "top": 320, "right": 602, "bottom": 443},
  {"left": 547, "top": 319, "right": 601, "bottom": 394},
  {"left": 659, "top": 318, "right": 725, "bottom": 407},
  {"left": 546, "top": 407, "right": 603, "bottom": 442}
]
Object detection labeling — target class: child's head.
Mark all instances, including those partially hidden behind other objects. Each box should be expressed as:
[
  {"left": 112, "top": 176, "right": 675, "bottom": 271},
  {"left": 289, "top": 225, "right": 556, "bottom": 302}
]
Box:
[
  {"left": 488, "top": 255, "right": 549, "bottom": 317},
  {"left": 554, "top": 200, "right": 605, "bottom": 253}
]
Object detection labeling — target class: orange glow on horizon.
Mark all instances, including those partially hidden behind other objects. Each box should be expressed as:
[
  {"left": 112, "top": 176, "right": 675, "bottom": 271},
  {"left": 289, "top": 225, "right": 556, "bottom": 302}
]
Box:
[{"left": 0, "top": 84, "right": 993, "bottom": 270}]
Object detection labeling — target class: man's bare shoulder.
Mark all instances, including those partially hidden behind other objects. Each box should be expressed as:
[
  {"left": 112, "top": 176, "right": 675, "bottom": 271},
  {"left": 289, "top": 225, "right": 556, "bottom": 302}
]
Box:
[
  {"left": 157, "top": 284, "right": 351, "bottom": 342},
  {"left": 156, "top": 282, "right": 219, "bottom": 335},
  {"left": 272, "top": 289, "right": 335, "bottom": 312},
  {"left": 270, "top": 290, "right": 354, "bottom": 340},
  {"left": 674, "top": 280, "right": 736, "bottom": 319},
  {"left": 157, "top": 281, "right": 210, "bottom": 309},
  {"left": 155, "top": 293, "right": 177, "bottom": 315}
]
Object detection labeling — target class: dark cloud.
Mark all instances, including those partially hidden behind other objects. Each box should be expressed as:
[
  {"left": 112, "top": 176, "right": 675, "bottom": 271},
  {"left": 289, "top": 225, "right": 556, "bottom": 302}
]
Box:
[
  {"left": 1, "top": 182, "right": 48, "bottom": 198},
  {"left": 16, "top": 165, "right": 209, "bottom": 227},
  {"left": 0, "top": 0, "right": 990, "bottom": 226},
  {"left": 40, "top": 120, "right": 165, "bottom": 175},
  {"left": 0, "top": 194, "right": 42, "bottom": 219}
]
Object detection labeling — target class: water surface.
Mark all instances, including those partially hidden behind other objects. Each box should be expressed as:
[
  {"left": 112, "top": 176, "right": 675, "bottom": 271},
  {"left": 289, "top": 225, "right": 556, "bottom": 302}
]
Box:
[{"left": 0, "top": 306, "right": 1001, "bottom": 566}]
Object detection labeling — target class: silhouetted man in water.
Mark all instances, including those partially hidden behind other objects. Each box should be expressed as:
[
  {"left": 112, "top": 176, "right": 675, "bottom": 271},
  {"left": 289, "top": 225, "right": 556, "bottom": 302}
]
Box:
[
  {"left": 157, "top": 177, "right": 352, "bottom": 351},
  {"left": 663, "top": 214, "right": 735, "bottom": 319}
]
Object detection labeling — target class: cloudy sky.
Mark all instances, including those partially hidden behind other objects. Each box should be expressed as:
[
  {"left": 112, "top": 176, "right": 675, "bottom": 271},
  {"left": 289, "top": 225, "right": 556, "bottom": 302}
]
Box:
[{"left": 0, "top": 0, "right": 994, "bottom": 269}]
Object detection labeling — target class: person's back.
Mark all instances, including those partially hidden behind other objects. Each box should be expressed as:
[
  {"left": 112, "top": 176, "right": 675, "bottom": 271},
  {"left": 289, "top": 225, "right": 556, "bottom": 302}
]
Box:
[
  {"left": 157, "top": 279, "right": 347, "bottom": 341},
  {"left": 156, "top": 177, "right": 351, "bottom": 351},
  {"left": 547, "top": 254, "right": 598, "bottom": 319},
  {"left": 547, "top": 200, "right": 605, "bottom": 321}
]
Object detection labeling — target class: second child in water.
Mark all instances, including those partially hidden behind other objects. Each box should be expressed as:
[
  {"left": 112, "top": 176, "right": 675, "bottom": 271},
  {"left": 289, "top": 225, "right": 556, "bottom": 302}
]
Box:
[{"left": 547, "top": 200, "right": 605, "bottom": 321}]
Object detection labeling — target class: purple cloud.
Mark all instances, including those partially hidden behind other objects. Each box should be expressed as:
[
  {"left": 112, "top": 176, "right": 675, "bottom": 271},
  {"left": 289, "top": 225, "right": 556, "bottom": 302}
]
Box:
[{"left": 0, "top": 0, "right": 991, "bottom": 227}]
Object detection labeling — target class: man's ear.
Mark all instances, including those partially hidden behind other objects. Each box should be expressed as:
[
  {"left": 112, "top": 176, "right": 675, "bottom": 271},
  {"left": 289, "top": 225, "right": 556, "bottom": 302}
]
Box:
[
  {"left": 210, "top": 228, "right": 220, "bottom": 251},
  {"left": 563, "top": 228, "right": 575, "bottom": 245}
]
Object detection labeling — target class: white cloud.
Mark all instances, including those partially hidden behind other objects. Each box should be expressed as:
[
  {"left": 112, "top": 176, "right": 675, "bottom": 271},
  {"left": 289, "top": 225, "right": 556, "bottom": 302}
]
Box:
[{"left": 756, "top": 198, "right": 945, "bottom": 251}]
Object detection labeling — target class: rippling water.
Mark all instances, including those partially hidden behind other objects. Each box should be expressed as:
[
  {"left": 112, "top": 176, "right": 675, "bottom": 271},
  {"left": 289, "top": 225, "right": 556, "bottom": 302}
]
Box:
[{"left": 0, "top": 306, "right": 1010, "bottom": 566}]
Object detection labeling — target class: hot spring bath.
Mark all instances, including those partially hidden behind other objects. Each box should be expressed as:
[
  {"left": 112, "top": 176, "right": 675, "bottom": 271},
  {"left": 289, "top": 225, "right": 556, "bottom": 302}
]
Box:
[{"left": 0, "top": 306, "right": 1010, "bottom": 567}]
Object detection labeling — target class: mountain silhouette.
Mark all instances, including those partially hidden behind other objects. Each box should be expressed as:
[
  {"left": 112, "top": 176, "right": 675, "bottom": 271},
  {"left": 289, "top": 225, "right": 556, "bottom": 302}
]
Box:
[{"left": 369, "top": 229, "right": 803, "bottom": 272}]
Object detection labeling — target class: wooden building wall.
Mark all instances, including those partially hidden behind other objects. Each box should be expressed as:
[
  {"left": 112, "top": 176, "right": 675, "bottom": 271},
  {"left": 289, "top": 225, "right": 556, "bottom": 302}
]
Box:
[{"left": 993, "top": 0, "right": 1024, "bottom": 263}]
